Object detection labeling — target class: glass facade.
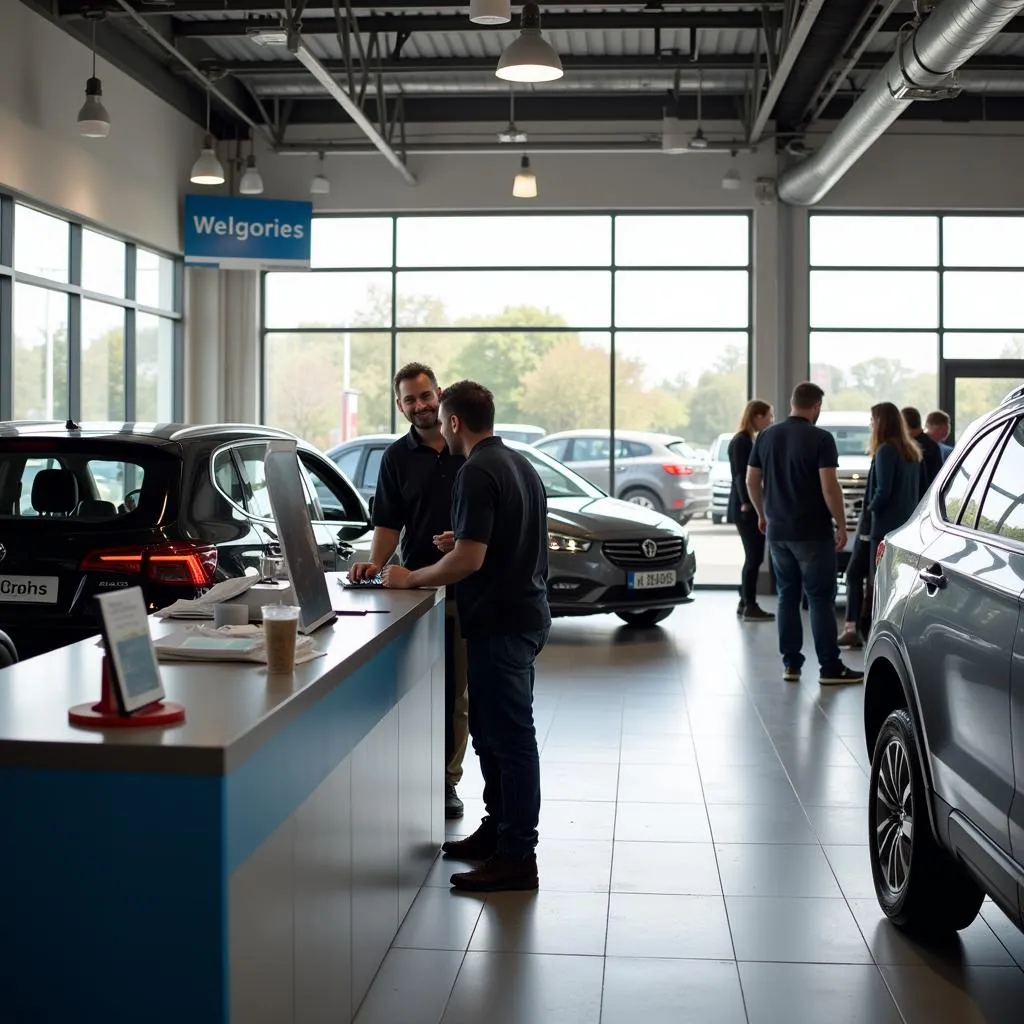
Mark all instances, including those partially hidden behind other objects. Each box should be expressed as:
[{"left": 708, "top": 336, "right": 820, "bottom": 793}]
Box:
[{"left": 0, "top": 193, "right": 182, "bottom": 423}]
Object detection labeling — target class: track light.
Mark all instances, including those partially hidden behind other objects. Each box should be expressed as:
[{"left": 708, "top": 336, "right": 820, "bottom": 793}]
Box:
[
  {"left": 190, "top": 84, "right": 224, "bottom": 185},
  {"left": 310, "top": 153, "right": 330, "bottom": 195},
  {"left": 469, "top": 0, "right": 511, "bottom": 24},
  {"left": 496, "top": 3, "right": 563, "bottom": 83},
  {"left": 239, "top": 151, "right": 264, "bottom": 195},
  {"left": 722, "top": 167, "right": 742, "bottom": 190},
  {"left": 512, "top": 155, "right": 537, "bottom": 199},
  {"left": 77, "top": 18, "right": 110, "bottom": 138}
]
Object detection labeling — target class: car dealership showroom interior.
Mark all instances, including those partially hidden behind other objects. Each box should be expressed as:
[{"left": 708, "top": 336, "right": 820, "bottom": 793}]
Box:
[{"left": 4, "top": 0, "right": 1024, "bottom": 1021}]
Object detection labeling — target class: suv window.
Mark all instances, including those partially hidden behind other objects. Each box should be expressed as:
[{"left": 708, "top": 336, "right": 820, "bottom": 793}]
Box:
[
  {"left": 571, "top": 438, "right": 634, "bottom": 461},
  {"left": 299, "top": 453, "right": 366, "bottom": 524},
  {"left": 941, "top": 426, "right": 1005, "bottom": 527},
  {"left": 364, "top": 447, "right": 385, "bottom": 492},
  {"left": 332, "top": 447, "right": 361, "bottom": 483},
  {"left": 234, "top": 444, "right": 274, "bottom": 519},
  {"left": 624, "top": 441, "right": 653, "bottom": 457},
  {"left": 536, "top": 439, "right": 568, "bottom": 461},
  {"left": 976, "top": 420, "right": 1024, "bottom": 543}
]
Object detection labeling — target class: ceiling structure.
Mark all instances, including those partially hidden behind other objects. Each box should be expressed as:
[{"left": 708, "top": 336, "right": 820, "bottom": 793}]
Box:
[{"left": 31, "top": 1, "right": 1024, "bottom": 163}]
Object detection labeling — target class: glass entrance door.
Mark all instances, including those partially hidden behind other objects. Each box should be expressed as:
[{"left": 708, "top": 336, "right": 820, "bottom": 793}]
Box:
[{"left": 940, "top": 360, "right": 1024, "bottom": 442}]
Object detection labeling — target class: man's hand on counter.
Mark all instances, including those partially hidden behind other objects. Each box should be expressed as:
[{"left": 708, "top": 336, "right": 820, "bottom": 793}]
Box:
[
  {"left": 382, "top": 565, "right": 414, "bottom": 589},
  {"left": 350, "top": 561, "right": 382, "bottom": 582}
]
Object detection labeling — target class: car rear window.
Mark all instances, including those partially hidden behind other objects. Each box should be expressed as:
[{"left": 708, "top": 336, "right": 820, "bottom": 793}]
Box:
[{"left": 0, "top": 443, "right": 175, "bottom": 525}]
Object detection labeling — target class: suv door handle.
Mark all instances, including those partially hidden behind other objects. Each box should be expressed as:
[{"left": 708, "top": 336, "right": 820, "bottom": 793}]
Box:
[{"left": 919, "top": 565, "right": 947, "bottom": 590}]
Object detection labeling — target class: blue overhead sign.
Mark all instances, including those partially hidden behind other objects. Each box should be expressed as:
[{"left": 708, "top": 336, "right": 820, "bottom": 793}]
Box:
[{"left": 184, "top": 194, "right": 312, "bottom": 270}]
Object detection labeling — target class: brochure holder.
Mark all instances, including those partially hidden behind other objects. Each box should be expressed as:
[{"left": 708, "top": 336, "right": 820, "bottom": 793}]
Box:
[{"left": 68, "top": 656, "right": 185, "bottom": 728}]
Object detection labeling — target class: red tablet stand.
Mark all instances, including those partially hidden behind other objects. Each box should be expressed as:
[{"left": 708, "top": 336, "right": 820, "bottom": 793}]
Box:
[{"left": 68, "top": 656, "right": 185, "bottom": 729}]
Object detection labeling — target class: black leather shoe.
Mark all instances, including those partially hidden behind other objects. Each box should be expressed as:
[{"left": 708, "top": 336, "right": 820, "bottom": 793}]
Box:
[
  {"left": 442, "top": 819, "right": 497, "bottom": 860},
  {"left": 445, "top": 783, "right": 464, "bottom": 819},
  {"left": 450, "top": 854, "right": 539, "bottom": 892}
]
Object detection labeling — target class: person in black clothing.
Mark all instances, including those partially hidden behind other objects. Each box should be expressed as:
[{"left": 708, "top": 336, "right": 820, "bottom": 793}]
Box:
[
  {"left": 901, "top": 406, "right": 944, "bottom": 495},
  {"left": 383, "top": 380, "right": 551, "bottom": 894},
  {"left": 350, "top": 362, "right": 469, "bottom": 820},
  {"left": 728, "top": 399, "right": 775, "bottom": 621}
]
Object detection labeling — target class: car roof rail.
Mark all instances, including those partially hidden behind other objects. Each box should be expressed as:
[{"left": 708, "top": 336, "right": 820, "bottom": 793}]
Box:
[{"left": 1000, "top": 382, "right": 1024, "bottom": 405}]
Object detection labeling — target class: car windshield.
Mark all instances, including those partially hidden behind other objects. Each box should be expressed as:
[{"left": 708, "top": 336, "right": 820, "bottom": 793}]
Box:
[
  {"left": 666, "top": 440, "right": 700, "bottom": 460},
  {"left": 510, "top": 444, "right": 604, "bottom": 500},
  {"left": 821, "top": 425, "right": 871, "bottom": 457},
  {"left": 714, "top": 438, "right": 731, "bottom": 461}
]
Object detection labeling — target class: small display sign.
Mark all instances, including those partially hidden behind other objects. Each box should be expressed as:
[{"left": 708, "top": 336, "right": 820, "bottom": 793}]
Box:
[{"left": 97, "top": 587, "right": 165, "bottom": 714}]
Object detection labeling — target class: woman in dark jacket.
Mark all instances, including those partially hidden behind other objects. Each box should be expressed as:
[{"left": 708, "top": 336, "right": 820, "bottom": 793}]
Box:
[
  {"left": 839, "top": 401, "right": 922, "bottom": 648},
  {"left": 728, "top": 399, "right": 774, "bottom": 621}
]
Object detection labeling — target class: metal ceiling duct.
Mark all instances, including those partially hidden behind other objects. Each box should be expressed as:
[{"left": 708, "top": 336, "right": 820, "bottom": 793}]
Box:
[{"left": 777, "top": 0, "right": 1024, "bottom": 206}]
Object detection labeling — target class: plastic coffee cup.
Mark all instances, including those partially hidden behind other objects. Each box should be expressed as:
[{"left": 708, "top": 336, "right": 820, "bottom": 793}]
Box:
[
  {"left": 262, "top": 604, "right": 300, "bottom": 673},
  {"left": 213, "top": 603, "right": 249, "bottom": 628}
]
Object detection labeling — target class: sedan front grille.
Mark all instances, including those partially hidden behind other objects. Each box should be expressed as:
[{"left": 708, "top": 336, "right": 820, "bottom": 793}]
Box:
[
  {"left": 602, "top": 538, "right": 684, "bottom": 569},
  {"left": 839, "top": 476, "right": 868, "bottom": 526}
]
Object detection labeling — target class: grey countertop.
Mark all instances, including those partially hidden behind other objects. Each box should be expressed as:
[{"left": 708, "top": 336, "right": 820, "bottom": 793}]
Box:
[{"left": 0, "top": 576, "right": 442, "bottom": 777}]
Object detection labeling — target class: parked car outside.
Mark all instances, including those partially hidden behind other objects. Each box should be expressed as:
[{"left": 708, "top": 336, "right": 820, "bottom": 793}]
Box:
[
  {"left": 862, "top": 384, "right": 1024, "bottom": 937},
  {"left": 816, "top": 411, "right": 872, "bottom": 575},
  {"left": 532, "top": 429, "right": 711, "bottom": 523},
  {"left": 0, "top": 421, "right": 371, "bottom": 658},
  {"left": 327, "top": 434, "right": 697, "bottom": 627},
  {"left": 708, "top": 431, "right": 734, "bottom": 524},
  {"left": 494, "top": 423, "right": 546, "bottom": 445}
]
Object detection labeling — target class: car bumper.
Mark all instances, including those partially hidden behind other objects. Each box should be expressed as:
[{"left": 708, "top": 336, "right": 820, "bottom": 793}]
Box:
[{"left": 548, "top": 550, "right": 697, "bottom": 616}]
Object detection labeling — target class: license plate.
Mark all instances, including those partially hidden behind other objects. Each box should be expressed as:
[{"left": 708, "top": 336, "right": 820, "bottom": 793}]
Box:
[
  {"left": 0, "top": 575, "right": 59, "bottom": 604},
  {"left": 627, "top": 570, "right": 676, "bottom": 590}
]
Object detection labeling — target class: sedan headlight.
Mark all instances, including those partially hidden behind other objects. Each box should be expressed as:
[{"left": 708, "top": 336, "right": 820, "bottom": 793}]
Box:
[{"left": 548, "top": 532, "right": 591, "bottom": 553}]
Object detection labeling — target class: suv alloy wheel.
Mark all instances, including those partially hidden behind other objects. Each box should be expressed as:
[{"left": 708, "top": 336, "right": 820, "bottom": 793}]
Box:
[{"left": 868, "top": 709, "right": 985, "bottom": 931}]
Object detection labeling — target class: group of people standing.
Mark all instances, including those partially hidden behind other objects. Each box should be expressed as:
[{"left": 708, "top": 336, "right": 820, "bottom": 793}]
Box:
[{"left": 725, "top": 383, "right": 953, "bottom": 683}]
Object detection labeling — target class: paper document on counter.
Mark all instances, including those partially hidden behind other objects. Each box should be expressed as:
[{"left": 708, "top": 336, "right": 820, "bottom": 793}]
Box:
[
  {"left": 153, "top": 623, "right": 325, "bottom": 664},
  {"left": 154, "top": 572, "right": 261, "bottom": 619}
]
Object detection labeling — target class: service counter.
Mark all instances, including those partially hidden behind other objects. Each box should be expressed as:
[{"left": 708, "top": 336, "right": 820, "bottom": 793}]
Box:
[{"left": 0, "top": 577, "right": 446, "bottom": 1024}]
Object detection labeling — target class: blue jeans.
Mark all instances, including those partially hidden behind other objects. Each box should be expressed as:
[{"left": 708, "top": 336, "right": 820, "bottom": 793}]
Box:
[
  {"left": 465, "top": 628, "right": 549, "bottom": 859},
  {"left": 770, "top": 539, "right": 842, "bottom": 674}
]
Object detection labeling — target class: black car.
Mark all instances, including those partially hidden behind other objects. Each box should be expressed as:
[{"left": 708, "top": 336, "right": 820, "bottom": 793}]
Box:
[{"left": 0, "top": 422, "right": 371, "bottom": 658}]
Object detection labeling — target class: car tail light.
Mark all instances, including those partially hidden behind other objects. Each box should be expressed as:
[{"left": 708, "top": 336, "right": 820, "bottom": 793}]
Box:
[
  {"left": 81, "top": 541, "right": 218, "bottom": 586},
  {"left": 662, "top": 463, "right": 694, "bottom": 476},
  {"left": 875, "top": 540, "right": 886, "bottom": 567}
]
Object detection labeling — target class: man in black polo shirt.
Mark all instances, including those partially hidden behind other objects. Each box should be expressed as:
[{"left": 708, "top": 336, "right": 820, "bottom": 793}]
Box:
[
  {"left": 746, "top": 381, "right": 863, "bottom": 686},
  {"left": 382, "top": 380, "right": 550, "bottom": 893},
  {"left": 349, "top": 362, "right": 469, "bottom": 819}
]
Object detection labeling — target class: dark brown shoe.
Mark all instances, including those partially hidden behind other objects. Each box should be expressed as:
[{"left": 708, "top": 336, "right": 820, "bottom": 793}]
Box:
[
  {"left": 441, "top": 819, "right": 497, "bottom": 860},
  {"left": 450, "top": 854, "right": 539, "bottom": 892},
  {"left": 742, "top": 604, "right": 775, "bottom": 621}
]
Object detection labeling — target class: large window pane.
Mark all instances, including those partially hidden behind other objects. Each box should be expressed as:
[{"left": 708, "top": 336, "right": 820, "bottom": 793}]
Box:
[
  {"left": 397, "top": 216, "right": 611, "bottom": 267},
  {"left": 615, "top": 216, "right": 749, "bottom": 267},
  {"left": 312, "top": 217, "right": 393, "bottom": 268},
  {"left": 397, "top": 331, "right": 611, "bottom": 430},
  {"left": 81, "top": 300, "right": 125, "bottom": 421},
  {"left": 14, "top": 206, "right": 69, "bottom": 283},
  {"left": 810, "top": 271, "right": 938, "bottom": 329},
  {"left": 810, "top": 216, "right": 938, "bottom": 267},
  {"left": 615, "top": 333, "right": 749, "bottom": 448},
  {"left": 136, "top": 249, "right": 176, "bottom": 310},
  {"left": 943, "top": 333, "right": 1024, "bottom": 360},
  {"left": 264, "top": 332, "right": 392, "bottom": 449},
  {"left": 944, "top": 272, "right": 1024, "bottom": 330},
  {"left": 615, "top": 271, "right": 748, "bottom": 328},
  {"left": 82, "top": 229, "right": 126, "bottom": 298},
  {"left": 136, "top": 314, "right": 176, "bottom": 422},
  {"left": 13, "top": 284, "right": 69, "bottom": 419},
  {"left": 943, "top": 217, "right": 1024, "bottom": 267},
  {"left": 264, "top": 271, "right": 392, "bottom": 329},
  {"left": 809, "top": 332, "right": 938, "bottom": 411},
  {"left": 396, "top": 270, "right": 610, "bottom": 328}
]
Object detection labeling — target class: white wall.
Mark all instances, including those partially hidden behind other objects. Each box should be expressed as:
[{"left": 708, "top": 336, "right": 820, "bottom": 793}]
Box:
[{"left": 0, "top": 3, "right": 200, "bottom": 252}]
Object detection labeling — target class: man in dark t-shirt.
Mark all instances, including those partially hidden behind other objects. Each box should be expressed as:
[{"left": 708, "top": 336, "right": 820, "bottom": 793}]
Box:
[
  {"left": 746, "top": 381, "right": 863, "bottom": 686},
  {"left": 349, "top": 362, "right": 469, "bottom": 819},
  {"left": 383, "top": 380, "right": 550, "bottom": 893},
  {"left": 902, "top": 406, "right": 944, "bottom": 494}
]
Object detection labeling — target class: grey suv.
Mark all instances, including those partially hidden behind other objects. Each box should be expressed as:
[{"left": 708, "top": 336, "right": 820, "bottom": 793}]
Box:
[
  {"left": 326, "top": 435, "right": 697, "bottom": 627},
  {"left": 864, "top": 384, "right": 1024, "bottom": 936}
]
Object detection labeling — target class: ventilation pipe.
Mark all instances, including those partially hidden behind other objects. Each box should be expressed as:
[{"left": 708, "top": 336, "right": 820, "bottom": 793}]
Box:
[{"left": 777, "top": 0, "right": 1024, "bottom": 206}]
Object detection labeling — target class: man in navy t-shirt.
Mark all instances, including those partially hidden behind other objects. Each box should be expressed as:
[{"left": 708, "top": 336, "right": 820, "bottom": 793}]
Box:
[
  {"left": 746, "top": 381, "right": 863, "bottom": 686},
  {"left": 383, "top": 380, "right": 550, "bottom": 893}
]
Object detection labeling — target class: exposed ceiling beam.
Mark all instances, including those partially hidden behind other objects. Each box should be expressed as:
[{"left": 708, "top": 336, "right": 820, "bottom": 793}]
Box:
[
  {"left": 173, "top": 11, "right": 778, "bottom": 36},
  {"left": 747, "top": 0, "right": 827, "bottom": 144},
  {"left": 59, "top": 0, "right": 781, "bottom": 13}
]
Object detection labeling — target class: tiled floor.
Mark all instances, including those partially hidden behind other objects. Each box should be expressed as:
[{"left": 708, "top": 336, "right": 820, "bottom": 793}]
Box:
[{"left": 354, "top": 592, "right": 1024, "bottom": 1024}]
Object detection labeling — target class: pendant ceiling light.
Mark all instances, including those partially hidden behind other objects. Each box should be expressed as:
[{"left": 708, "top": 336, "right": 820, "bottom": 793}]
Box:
[
  {"left": 469, "top": 0, "right": 511, "bottom": 25},
  {"left": 498, "top": 84, "right": 527, "bottom": 144},
  {"left": 77, "top": 17, "right": 111, "bottom": 138},
  {"left": 238, "top": 139, "right": 264, "bottom": 195},
  {"left": 512, "top": 155, "right": 537, "bottom": 199},
  {"left": 496, "top": 2, "right": 563, "bottom": 83},
  {"left": 190, "top": 83, "right": 225, "bottom": 185},
  {"left": 310, "top": 153, "right": 330, "bottom": 195}
]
